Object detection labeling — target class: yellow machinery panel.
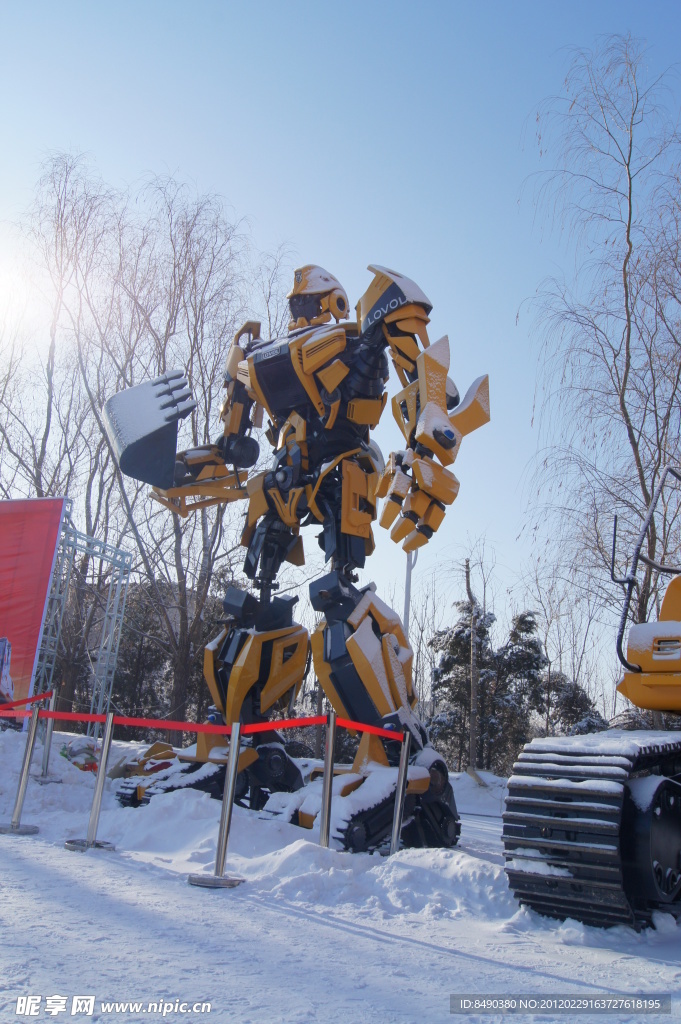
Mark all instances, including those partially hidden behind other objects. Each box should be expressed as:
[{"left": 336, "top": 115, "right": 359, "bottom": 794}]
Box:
[{"left": 618, "top": 576, "right": 681, "bottom": 711}]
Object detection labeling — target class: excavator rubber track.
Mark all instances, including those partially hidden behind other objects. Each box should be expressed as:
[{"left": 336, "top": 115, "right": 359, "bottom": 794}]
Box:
[
  {"left": 116, "top": 761, "right": 226, "bottom": 807},
  {"left": 337, "top": 791, "right": 401, "bottom": 853},
  {"left": 502, "top": 731, "right": 681, "bottom": 930},
  {"left": 338, "top": 787, "right": 461, "bottom": 853}
]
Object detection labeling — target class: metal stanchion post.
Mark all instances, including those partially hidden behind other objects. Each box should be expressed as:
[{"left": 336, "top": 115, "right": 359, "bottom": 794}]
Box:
[
  {"left": 37, "top": 691, "right": 62, "bottom": 785},
  {"left": 389, "top": 732, "right": 411, "bottom": 856},
  {"left": 318, "top": 710, "right": 337, "bottom": 848},
  {"left": 65, "top": 712, "right": 116, "bottom": 852},
  {"left": 188, "top": 722, "right": 244, "bottom": 889},
  {"left": 314, "top": 683, "right": 323, "bottom": 758},
  {"left": 0, "top": 705, "right": 41, "bottom": 835}
]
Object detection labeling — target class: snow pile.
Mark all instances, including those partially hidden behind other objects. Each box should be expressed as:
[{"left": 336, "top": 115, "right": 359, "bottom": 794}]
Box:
[
  {"left": 1, "top": 727, "right": 680, "bottom": 1023},
  {"left": 450, "top": 768, "right": 508, "bottom": 816}
]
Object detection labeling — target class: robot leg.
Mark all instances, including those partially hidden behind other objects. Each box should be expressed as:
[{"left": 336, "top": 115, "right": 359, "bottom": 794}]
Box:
[
  {"left": 117, "top": 587, "right": 311, "bottom": 809},
  {"left": 203, "top": 587, "right": 311, "bottom": 808},
  {"left": 309, "top": 569, "right": 460, "bottom": 851}
]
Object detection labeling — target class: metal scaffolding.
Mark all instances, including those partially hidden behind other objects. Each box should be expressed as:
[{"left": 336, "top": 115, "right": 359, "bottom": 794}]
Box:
[
  {"left": 33, "top": 500, "right": 76, "bottom": 700},
  {"left": 34, "top": 501, "right": 132, "bottom": 738}
]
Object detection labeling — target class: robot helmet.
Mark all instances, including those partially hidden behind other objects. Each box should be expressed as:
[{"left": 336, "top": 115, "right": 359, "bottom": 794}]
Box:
[{"left": 287, "top": 265, "right": 349, "bottom": 330}]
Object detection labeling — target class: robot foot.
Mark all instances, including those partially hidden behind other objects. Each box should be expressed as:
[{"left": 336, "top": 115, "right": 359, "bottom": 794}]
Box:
[{"left": 115, "top": 736, "right": 306, "bottom": 809}]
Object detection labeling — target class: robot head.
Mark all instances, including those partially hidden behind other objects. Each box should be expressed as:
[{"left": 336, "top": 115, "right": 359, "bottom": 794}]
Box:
[{"left": 287, "top": 265, "right": 349, "bottom": 330}]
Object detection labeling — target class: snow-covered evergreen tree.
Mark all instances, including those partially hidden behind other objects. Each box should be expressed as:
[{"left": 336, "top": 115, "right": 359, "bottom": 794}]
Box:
[
  {"left": 429, "top": 601, "right": 496, "bottom": 771},
  {"left": 429, "top": 607, "right": 548, "bottom": 775},
  {"left": 428, "top": 607, "right": 607, "bottom": 774},
  {"left": 488, "top": 612, "right": 547, "bottom": 774},
  {"left": 540, "top": 671, "right": 607, "bottom": 736}
]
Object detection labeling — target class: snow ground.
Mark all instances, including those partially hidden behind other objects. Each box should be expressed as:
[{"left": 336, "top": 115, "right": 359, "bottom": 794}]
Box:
[{"left": 1, "top": 728, "right": 680, "bottom": 1024}]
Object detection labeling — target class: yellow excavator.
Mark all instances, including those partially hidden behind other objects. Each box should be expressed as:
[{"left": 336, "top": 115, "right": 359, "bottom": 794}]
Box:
[{"left": 503, "top": 464, "right": 681, "bottom": 929}]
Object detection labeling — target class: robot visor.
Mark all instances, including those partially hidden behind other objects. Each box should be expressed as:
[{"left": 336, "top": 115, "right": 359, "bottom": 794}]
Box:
[{"left": 289, "top": 293, "right": 322, "bottom": 323}]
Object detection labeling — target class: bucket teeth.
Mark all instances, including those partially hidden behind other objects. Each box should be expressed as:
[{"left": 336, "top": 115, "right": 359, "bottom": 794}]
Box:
[{"left": 102, "top": 371, "right": 197, "bottom": 489}]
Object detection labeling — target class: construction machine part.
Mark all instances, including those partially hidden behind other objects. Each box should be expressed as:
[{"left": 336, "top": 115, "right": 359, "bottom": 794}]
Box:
[
  {"left": 338, "top": 791, "right": 404, "bottom": 852},
  {"left": 611, "top": 465, "right": 681, "bottom": 714},
  {"left": 503, "top": 732, "right": 681, "bottom": 930},
  {"left": 281, "top": 739, "right": 316, "bottom": 759},
  {"left": 115, "top": 736, "right": 305, "bottom": 809},
  {"left": 116, "top": 760, "right": 227, "bottom": 807},
  {"left": 402, "top": 787, "right": 462, "bottom": 850},
  {"left": 102, "top": 371, "right": 196, "bottom": 490},
  {"left": 246, "top": 741, "right": 305, "bottom": 795},
  {"left": 336, "top": 757, "right": 460, "bottom": 853},
  {"left": 503, "top": 467, "right": 681, "bottom": 931},
  {"left": 617, "top": 574, "right": 681, "bottom": 712},
  {"left": 402, "top": 757, "right": 461, "bottom": 850},
  {"left": 339, "top": 787, "right": 461, "bottom": 853}
]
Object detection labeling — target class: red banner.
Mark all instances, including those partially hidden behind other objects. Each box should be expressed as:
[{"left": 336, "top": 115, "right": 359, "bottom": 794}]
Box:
[{"left": 0, "top": 498, "right": 65, "bottom": 701}]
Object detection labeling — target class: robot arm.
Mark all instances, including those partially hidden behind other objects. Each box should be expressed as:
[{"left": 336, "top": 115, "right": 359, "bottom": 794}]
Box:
[
  {"left": 217, "top": 321, "right": 265, "bottom": 459},
  {"left": 377, "top": 362, "right": 490, "bottom": 551},
  {"left": 153, "top": 323, "right": 265, "bottom": 517},
  {"left": 356, "top": 267, "right": 489, "bottom": 551},
  {"left": 377, "top": 446, "right": 459, "bottom": 552},
  {"left": 102, "top": 323, "right": 266, "bottom": 518}
]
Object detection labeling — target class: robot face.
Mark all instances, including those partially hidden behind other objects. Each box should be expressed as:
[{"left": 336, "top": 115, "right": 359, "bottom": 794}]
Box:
[
  {"left": 287, "top": 265, "right": 350, "bottom": 329},
  {"left": 289, "top": 293, "right": 322, "bottom": 324}
]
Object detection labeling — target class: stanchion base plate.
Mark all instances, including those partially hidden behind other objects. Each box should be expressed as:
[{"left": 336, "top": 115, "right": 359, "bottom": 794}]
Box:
[
  {"left": 64, "top": 839, "right": 116, "bottom": 852},
  {"left": 0, "top": 823, "right": 39, "bottom": 836},
  {"left": 35, "top": 776, "right": 62, "bottom": 786},
  {"left": 187, "top": 873, "right": 245, "bottom": 889}
]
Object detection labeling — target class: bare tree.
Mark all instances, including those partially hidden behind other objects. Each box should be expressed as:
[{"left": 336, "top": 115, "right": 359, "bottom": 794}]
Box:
[
  {"left": 108, "top": 177, "right": 249, "bottom": 724},
  {"left": 408, "top": 573, "right": 448, "bottom": 709},
  {"left": 250, "top": 244, "right": 295, "bottom": 339},
  {"left": 0, "top": 324, "right": 25, "bottom": 499},
  {"left": 2, "top": 152, "right": 280, "bottom": 727},
  {"left": 532, "top": 36, "right": 681, "bottom": 628},
  {"left": 522, "top": 557, "right": 602, "bottom": 733}
]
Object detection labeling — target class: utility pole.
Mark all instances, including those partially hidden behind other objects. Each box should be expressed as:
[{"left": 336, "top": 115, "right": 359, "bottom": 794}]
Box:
[
  {"left": 465, "top": 559, "right": 480, "bottom": 773},
  {"left": 403, "top": 549, "right": 418, "bottom": 641},
  {"left": 315, "top": 681, "right": 324, "bottom": 759}
]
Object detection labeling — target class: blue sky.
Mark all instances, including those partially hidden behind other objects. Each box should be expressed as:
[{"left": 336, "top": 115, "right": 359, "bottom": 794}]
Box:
[{"left": 1, "top": 1, "right": 679, "bottom": 615}]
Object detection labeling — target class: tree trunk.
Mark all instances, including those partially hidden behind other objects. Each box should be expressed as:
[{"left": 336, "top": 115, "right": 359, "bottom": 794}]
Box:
[{"left": 168, "top": 643, "right": 192, "bottom": 745}]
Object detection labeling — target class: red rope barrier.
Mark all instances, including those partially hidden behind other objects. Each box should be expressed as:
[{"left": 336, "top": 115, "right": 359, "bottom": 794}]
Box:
[
  {"left": 0, "top": 689, "right": 53, "bottom": 710},
  {"left": 1, "top": 705, "right": 403, "bottom": 742},
  {"left": 337, "top": 716, "right": 404, "bottom": 741},
  {"left": 113, "top": 715, "right": 232, "bottom": 735},
  {"left": 242, "top": 715, "right": 327, "bottom": 735},
  {"left": 39, "top": 710, "right": 107, "bottom": 724}
]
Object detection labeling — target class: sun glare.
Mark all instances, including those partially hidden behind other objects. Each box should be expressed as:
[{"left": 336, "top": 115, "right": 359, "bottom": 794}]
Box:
[{"left": 0, "top": 247, "right": 48, "bottom": 340}]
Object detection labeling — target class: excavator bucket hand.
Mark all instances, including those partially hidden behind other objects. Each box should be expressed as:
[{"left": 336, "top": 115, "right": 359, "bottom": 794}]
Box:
[{"left": 102, "top": 371, "right": 196, "bottom": 489}]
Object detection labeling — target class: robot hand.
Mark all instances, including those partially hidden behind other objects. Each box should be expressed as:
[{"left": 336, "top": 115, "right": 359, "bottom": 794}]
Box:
[
  {"left": 150, "top": 444, "right": 249, "bottom": 518},
  {"left": 376, "top": 448, "right": 460, "bottom": 552}
]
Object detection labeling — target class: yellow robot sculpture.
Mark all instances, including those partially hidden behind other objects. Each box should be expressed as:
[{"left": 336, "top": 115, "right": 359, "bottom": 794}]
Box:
[{"left": 104, "top": 264, "right": 489, "bottom": 851}]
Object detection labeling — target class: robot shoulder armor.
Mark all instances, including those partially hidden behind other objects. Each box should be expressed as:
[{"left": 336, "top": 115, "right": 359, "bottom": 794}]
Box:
[{"left": 357, "top": 265, "right": 433, "bottom": 335}]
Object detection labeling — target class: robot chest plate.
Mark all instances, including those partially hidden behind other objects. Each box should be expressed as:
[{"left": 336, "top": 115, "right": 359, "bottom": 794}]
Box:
[{"left": 250, "top": 340, "right": 308, "bottom": 417}]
